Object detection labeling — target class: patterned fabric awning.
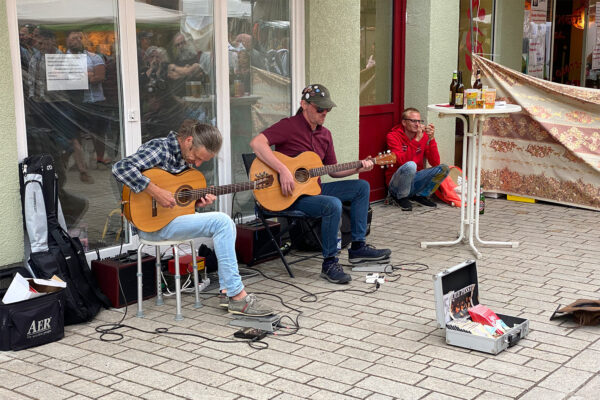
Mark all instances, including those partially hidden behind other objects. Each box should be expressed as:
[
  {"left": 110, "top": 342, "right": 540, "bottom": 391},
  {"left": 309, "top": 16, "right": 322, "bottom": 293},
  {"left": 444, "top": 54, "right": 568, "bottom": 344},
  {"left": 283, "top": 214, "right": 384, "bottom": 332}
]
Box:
[{"left": 473, "top": 54, "right": 600, "bottom": 210}]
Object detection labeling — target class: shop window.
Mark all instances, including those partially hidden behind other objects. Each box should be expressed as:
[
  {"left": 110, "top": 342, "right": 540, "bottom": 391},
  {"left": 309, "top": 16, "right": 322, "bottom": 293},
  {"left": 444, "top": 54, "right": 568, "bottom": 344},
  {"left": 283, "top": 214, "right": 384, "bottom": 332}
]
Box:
[
  {"left": 227, "top": 0, "right": 292, "bottom": 217},
  {"left": 359, "top": 0, "right": 394, "bottom": 107}
]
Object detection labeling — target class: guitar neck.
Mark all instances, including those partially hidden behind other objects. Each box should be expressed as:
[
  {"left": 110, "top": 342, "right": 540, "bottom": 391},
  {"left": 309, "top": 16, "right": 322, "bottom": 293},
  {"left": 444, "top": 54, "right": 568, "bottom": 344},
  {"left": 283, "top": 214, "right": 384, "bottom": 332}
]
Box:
[
  {"left": 185, "top": 181, "right": 257, "bottom": 200},
  {"left": 310, "top": 161, "right": 362, "bottom": 177}
]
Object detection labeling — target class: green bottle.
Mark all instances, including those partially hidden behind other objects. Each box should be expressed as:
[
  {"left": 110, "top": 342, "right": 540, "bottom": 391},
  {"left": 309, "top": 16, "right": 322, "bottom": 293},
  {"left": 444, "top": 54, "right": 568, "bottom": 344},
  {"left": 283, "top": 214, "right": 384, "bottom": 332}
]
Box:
[{"left": 479, "top": 186, "right": 485, "bottom": 215}]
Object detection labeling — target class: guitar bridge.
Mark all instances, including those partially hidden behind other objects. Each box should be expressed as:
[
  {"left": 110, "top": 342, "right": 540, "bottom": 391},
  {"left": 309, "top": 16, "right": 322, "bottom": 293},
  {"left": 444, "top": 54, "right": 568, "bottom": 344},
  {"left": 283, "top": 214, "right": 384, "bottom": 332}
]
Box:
[{"left": 152, "top": 198, "right": 157, "bottom": 217}]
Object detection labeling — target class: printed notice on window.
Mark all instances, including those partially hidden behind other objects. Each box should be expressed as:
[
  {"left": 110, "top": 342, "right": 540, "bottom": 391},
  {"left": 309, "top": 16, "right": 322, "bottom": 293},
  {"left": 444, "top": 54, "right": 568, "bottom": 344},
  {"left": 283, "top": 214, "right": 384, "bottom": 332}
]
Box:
[{"left": 45, "top": 54, "right": 88, "bottom": 91}]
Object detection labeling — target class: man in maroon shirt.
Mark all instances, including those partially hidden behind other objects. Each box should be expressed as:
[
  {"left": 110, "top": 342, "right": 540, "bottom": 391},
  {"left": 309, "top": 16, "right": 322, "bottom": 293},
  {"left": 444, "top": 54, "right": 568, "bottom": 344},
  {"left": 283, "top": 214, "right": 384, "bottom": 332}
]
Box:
[
  {"left": 385, "top": 108, "right": 449, "bottom": 211},
  {"left": 250, "top": 84, "right": 391, "bottom": 284}
]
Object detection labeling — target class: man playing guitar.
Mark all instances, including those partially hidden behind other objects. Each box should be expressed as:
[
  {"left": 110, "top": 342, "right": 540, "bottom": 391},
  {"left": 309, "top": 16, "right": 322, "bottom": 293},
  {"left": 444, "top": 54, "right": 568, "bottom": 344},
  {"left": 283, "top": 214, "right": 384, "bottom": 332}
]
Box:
[
  {"left": 113, "top": 119, "right": 273, "bottom": 316},
  {"left": 250, "top": 84, "right": 391, "bottom": 284}
]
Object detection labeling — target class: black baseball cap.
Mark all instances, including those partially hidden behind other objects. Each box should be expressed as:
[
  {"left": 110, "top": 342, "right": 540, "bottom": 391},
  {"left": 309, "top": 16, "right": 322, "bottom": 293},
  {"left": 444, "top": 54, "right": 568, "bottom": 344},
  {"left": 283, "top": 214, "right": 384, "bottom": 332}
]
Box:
[{"left": 301, "top": 84, "right": 336, "bottom": 109}]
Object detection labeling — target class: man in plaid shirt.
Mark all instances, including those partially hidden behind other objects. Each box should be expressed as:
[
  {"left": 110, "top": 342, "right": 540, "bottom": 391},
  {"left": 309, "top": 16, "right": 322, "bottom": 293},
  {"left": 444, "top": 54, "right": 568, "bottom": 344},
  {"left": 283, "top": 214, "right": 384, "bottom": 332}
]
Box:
[{"left": 113, "top": 120, "right": 273, "bottom": 317}]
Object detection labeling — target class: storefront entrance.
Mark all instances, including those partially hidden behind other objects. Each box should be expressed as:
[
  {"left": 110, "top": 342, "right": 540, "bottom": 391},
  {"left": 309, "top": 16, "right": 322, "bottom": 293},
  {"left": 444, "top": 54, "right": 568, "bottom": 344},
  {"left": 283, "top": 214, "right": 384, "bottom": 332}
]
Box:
[{"left": 358, "top": 0, "right": 406, "bottom": 201}]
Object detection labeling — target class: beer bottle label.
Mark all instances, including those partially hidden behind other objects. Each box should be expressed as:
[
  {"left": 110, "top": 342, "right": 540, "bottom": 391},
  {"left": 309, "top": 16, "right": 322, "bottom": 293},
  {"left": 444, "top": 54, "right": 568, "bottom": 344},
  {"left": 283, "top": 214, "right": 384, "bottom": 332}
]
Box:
[{"left": 455, "top": 93, "right": 464, "bottom": 106}]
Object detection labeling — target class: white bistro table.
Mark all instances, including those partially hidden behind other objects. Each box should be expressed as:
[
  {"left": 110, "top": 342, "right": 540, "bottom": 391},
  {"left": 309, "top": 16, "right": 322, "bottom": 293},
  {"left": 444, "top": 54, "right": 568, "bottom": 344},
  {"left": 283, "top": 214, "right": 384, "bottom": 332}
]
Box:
[{"left": 421, "top": 104, "right": 522, "bottom": 258}]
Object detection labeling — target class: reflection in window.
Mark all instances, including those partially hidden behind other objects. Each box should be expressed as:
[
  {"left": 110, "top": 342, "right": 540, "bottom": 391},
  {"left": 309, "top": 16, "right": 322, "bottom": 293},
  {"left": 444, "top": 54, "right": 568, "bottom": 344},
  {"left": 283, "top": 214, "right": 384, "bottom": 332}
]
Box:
[
  {"left": 135, "top": 0, "right": 218, "bottom": 211},
  {"left": 227, "top": 0, "right": 292, "bottom": 217},
  {"left": 17, "top": 1, "right": 123, "bottom": 250},
  {"left": 360, "top": 0, "right": 393, "bottom": 106}
]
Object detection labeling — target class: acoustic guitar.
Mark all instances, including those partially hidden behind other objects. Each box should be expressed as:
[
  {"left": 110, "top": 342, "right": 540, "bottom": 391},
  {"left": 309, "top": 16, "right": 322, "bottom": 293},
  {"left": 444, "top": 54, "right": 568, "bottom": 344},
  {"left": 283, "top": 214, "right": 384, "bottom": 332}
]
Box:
[
  {"left": 249, "top": 151, "right": 396, "bottom": 211},
  {"left": 122, "top": 168, "right": 273, "bottom": 232}
]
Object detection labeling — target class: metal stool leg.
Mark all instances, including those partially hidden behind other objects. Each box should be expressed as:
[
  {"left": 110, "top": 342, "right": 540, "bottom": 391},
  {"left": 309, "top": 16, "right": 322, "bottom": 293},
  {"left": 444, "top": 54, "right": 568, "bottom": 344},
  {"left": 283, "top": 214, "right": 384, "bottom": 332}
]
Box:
[
  {"left": 155, "top": 245, "right": 164, "bottom": 306},
  {"left": 136, "top": 243, "right": 145, "bottom": 317},
  {"left": 190, "top": 241, "right": 202, "bottom": 309},
  {"left": 173, "top": 247, "right": 183, "bottom": 321}
]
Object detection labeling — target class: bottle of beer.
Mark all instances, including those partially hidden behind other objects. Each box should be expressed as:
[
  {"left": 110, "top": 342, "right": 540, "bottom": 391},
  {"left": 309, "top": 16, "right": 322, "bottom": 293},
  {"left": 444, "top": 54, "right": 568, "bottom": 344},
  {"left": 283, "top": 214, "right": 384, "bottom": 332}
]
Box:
[
  {"left": 455, "top": 71, "right": 465, "bottom": 109},
  {"left": 449, "top": 71, "right": 458, "bottom": 105},
  {"left": 473, "top": 69, "right": 482, "bottom": 90}
]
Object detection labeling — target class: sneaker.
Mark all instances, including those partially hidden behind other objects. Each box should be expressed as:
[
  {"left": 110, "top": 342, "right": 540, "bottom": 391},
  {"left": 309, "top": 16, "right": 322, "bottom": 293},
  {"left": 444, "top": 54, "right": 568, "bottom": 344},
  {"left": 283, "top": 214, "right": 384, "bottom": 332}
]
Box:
[
  {"left": 320, "top": 258, "right": 352, "bottom": 284},
  {"left": 348, "top": 243, "right": 392, "bottom": 264},
  {"left": 397, "top": 197, "right": 413, "bottom": 211},
  {"left": 228, "top": 293, "right": 273, "bottom": 317},
  {"left": 218, "top": 290, "right": 228, "bottom": 308},
  {"left": 411, "top": 196, "right": 437, "bottom": 207}
]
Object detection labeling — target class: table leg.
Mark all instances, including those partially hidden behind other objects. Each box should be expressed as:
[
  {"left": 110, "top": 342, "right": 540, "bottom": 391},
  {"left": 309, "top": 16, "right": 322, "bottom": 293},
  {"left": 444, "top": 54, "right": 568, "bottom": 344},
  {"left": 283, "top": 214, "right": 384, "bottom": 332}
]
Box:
[
  {"left": 421, "top": 113, "right": 469, "bottom": 249},
  {"left": 473, "top": 116, "right": 519, "bottom": 249}
]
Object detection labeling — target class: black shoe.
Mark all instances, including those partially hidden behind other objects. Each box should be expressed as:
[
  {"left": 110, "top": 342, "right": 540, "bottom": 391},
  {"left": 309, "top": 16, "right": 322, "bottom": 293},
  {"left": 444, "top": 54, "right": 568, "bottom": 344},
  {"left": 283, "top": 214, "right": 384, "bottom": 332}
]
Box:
[
  {"left": 397, "top": 197, "right": 413, "bottom": 211},
  {"left": 411, "top": 196, "right": 437, "bottom": 207},
  {"left": 320, "top": 258, "right": 352, "bottom": 284},
  {"left": 348, "top": 244, "right": 392, "bottom": 264}
]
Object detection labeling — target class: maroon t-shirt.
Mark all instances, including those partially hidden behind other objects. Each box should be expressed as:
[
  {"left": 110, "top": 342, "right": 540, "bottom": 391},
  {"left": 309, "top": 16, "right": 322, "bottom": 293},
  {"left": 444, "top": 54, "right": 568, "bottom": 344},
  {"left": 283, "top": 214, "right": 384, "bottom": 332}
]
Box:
[{"left": 262, "top": 113, "right": 338, "bottom": 165}]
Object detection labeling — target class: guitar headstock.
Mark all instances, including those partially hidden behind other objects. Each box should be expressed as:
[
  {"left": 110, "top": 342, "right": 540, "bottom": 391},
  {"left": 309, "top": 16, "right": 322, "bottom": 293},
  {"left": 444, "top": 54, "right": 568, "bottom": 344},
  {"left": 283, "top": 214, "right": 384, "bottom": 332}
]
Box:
[
  {"left": 374, "top": 151, "right": 396, "bottom": 168},
  {"left": 254, "top": 172, "right": 274, "bottom": 189}
]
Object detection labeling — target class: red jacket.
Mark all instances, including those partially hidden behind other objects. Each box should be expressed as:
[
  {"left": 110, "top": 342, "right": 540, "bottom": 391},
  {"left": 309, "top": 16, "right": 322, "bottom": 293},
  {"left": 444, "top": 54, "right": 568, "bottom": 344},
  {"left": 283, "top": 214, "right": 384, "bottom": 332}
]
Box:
[{"left": 385, "top": 124, "right": 441, "bottom": 186}]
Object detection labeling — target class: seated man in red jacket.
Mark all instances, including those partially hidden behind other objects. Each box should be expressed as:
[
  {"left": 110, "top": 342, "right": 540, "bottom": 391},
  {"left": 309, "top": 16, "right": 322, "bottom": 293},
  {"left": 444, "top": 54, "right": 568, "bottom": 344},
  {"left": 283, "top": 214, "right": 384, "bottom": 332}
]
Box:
[{"left": 385, "top": 107, "right": 449, "bottom": 211}]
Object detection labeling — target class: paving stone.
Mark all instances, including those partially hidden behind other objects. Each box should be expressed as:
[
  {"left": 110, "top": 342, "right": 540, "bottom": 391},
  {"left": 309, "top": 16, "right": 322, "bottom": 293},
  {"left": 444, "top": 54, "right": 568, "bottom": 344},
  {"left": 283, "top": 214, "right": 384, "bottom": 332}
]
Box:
[
  {"left": 518, "top": 386, "right": 566, "bottom": 400},
  {"left": 0, "top": 368, "right": 35, "bottom": 390},
  {"left": 564, "top": 349, "right": 600, "bottom": 372},
  {"left": 476, "top": 358, "right": 550, "bottom": 381},
  {"left": 219, "top": 378, "right": 282, "bottom": 400},
  {"left": 12, "top": 380, "right": 74, "bottom": 400},
  {"left": 355, "top": 375, "right": 430, "bottom": 399},
  {"left": 417, "top": 377, "right": 482, "bottom": 400},
  {"left": 166, "top": 380, "right": 238, "bottom": 400},
  {"left": 119, "top": 366, "right": 184, "bottom": 390},
  {"left": 62, "top": 379, "right": 112, "bottom": 398},
  {"left": 110, "top": 380, "right": 153, "bottom": 397},
  {"left": 73, "top": 353, "right": 136, "bottom": 375},
  {"left": 98, "top": 391, "right": 139, "bottom": 400}
]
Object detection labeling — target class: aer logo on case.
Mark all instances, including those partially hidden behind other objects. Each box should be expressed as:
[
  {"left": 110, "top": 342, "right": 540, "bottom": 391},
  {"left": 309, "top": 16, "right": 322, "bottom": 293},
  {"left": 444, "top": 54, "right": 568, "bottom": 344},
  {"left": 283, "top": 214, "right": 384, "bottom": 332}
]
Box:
[{"left": 27, "top": 317, "right": 52, "bottom": 338}]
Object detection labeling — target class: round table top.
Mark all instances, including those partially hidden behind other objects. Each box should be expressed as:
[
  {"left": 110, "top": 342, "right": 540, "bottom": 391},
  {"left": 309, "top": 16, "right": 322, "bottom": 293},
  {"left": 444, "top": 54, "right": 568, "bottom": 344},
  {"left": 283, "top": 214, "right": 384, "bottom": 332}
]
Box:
[{"left": 427, "top": 103, "right": 522, "bottom": 115}]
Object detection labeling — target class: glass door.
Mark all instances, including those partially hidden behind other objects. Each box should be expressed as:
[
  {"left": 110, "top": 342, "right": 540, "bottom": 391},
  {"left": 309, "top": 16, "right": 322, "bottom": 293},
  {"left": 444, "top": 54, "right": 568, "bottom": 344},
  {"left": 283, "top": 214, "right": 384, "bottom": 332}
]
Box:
[
  {"left": 17, "top": 0, "right": 125, "bottom": 253},
  {"left": 227, "top": 0, "right": 292, "bottom": 217}
]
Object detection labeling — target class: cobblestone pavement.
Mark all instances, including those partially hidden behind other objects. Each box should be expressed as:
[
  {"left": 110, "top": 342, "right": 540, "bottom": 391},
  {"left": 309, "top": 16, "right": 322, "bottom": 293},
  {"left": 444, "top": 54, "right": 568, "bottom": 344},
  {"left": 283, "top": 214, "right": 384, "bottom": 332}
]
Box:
[{"left": 2, "top": 198, "right": 599, "bottom": 399}]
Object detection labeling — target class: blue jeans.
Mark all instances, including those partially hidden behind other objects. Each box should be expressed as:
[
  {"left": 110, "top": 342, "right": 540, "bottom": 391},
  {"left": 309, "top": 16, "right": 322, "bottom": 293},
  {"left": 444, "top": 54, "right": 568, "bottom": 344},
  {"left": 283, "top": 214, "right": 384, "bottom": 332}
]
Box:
[
  {"left": 388, "top": 162, "right": 450, "bottom": 199},
  {"left": 288, "top": 179, "right": 370, "bottom": 259},
  {"left": 138, "top": 212, "right": 243, "bottom": 297}
]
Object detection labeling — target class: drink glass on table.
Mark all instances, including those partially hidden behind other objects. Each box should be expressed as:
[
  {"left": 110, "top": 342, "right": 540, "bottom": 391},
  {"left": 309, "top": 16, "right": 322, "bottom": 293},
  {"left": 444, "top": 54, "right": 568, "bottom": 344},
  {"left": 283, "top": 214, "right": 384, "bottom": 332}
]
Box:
[{"left": 484, "top": 88, "right": 496, "bottom": 109}]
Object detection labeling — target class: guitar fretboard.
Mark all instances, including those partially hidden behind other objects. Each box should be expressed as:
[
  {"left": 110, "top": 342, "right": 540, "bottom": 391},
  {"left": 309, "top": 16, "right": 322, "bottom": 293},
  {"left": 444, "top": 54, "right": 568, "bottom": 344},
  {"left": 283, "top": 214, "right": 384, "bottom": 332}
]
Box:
[
  {"left": 174, "top": 181, "right": 258, "bottom": 200},
  {"left": 309, "top": 161, "right": 363, "bottom": 178}
]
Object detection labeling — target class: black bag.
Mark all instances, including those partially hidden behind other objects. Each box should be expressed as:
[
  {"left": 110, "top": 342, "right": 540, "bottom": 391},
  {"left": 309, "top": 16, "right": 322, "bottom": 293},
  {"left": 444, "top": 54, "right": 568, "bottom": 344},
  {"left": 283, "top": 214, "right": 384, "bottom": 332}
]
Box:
[
  {"left": 20, "top": 154, "right": 110, "bottom": 325},
  {"left": 290, "top": 203, "right": 373, "bottom": 251},
  {"left": 28, "top": 228, "right": 111, "bottom": 325},
  {"left": 197, "top": 244, "right": 218, "bottom": 273},
  {"left": 0, "top": 289, "right": 65, "bottom": 351}
]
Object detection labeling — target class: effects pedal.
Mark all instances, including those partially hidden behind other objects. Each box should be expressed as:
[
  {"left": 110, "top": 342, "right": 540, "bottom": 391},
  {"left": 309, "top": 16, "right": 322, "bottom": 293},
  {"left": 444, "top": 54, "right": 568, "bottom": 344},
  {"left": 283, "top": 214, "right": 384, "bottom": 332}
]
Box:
[{"left": 365, "top": 273, "right": 385, "bottom": 284}]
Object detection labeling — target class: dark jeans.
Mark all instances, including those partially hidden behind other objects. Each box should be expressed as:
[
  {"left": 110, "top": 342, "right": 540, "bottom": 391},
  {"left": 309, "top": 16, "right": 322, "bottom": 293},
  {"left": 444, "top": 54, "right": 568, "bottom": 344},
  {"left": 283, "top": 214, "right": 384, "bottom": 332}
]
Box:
[{"left": 288, "top": 179, "right": 370, "bottom": 258}]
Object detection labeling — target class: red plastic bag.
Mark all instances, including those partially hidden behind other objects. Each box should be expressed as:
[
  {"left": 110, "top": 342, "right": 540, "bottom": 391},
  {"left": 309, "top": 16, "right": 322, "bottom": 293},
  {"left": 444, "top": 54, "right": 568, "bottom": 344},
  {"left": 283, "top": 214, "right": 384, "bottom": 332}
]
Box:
[{"left": 434, "top": 166, "right": 463, "bottom": 207}]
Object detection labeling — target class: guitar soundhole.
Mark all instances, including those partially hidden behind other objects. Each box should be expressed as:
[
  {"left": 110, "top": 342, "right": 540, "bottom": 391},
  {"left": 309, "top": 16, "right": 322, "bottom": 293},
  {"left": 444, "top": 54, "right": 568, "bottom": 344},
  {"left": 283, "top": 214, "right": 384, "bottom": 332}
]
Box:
[
  {"left": 175, "top": 185, "right": 193, "bottom": 207},
  {"left": 295, "top": 168, "right": 310, "bottom": 183}
]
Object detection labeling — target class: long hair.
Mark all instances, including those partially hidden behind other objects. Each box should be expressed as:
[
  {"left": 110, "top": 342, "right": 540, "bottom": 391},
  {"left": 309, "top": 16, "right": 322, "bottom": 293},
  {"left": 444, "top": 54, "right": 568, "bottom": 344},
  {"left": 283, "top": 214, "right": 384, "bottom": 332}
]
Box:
[{"left": 177, "top": 119, "right": 222, "bottom": 154}]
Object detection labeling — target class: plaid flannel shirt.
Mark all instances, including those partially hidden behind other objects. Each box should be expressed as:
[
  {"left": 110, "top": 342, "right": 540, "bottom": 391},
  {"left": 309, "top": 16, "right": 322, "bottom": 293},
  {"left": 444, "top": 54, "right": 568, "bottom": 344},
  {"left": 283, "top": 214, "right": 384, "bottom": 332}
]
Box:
[{"left": 112, "top": 131, "right": 188, "bottom": 194}]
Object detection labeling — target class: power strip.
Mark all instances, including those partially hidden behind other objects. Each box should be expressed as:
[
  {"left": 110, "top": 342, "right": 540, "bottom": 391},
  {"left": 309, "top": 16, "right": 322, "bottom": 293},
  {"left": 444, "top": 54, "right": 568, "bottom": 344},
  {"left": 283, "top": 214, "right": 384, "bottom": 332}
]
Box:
[{"left": 365, "top": 273, "right": 385, "bottom": 284}]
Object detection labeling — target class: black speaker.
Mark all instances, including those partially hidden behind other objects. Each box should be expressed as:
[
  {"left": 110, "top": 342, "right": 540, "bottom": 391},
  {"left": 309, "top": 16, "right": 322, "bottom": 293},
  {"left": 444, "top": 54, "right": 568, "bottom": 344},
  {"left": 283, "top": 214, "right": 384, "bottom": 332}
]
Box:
[
  {"left": 235, "top": 220, "right": 281, "bottom": 265},
  {"left": 91, "top": 254, "right": 157, "bottom": 308}
]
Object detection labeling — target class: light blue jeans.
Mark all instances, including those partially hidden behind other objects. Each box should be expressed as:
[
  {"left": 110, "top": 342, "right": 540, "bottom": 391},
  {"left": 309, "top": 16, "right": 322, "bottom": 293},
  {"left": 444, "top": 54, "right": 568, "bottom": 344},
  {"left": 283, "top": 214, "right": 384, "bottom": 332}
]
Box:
[
  {"left": 388, "top": 162, "right": 450, "bottom": 199},
  {"left": 138, "top": 212, "right": 243, "bottom": 297}
]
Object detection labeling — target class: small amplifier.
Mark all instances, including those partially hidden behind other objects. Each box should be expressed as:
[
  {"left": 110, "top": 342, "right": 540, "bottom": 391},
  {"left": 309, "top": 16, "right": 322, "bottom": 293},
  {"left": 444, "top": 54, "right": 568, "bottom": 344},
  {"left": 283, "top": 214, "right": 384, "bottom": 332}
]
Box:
[
  {"left": 235, "top": 220, "right": 281, "bottom": 265},
  {"left": 91, "top": 254, "right": 157, "bottom": 308},
  {"left": 167, "top": 255, "right": 205, "bottom": 275}
]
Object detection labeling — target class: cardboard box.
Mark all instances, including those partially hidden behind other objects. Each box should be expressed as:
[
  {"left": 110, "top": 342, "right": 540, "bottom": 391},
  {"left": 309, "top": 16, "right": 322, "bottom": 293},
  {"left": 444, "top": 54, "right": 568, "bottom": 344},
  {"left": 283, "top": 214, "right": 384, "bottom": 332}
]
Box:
[{"left": 2, "top": 273, "right": 65, "bottom": 305}]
